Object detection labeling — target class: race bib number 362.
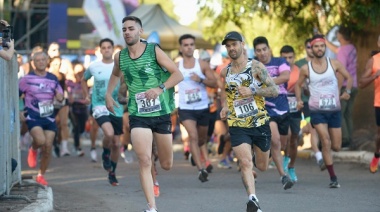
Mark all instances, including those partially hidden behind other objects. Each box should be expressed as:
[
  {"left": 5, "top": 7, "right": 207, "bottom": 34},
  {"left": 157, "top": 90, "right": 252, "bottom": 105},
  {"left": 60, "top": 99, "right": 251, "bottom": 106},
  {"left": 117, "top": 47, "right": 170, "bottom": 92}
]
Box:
[
  {"left": 233, "top": 98, "right": 258, "bottom": 118},
  {"left": 135, "top": 92, "right": 161, "bottom": 114}
]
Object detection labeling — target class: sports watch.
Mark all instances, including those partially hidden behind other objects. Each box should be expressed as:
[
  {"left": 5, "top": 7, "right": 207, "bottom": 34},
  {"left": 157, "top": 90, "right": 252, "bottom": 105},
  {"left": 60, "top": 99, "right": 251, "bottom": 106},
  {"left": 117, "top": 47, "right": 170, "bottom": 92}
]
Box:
[{"left": 159, "top": 83, "right": 166, "bottom": 92}]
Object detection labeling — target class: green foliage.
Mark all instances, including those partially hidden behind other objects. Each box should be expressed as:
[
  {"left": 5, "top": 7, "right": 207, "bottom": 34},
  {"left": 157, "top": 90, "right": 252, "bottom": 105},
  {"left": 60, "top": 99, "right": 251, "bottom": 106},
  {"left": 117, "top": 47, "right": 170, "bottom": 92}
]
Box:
[{"left": 198, "top": 0, "right": 380, "bottom": 58}]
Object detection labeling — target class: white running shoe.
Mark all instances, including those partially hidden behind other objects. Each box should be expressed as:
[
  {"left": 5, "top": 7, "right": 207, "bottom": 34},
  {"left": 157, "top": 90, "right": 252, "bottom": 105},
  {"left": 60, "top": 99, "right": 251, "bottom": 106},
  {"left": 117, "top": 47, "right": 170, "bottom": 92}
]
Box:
[
  {"left": 76, "top": 149, "right": 85, "bottom": 157},
  {"left": 90, "top": 149, "right": 97, "bottom": 162},
  {"left": 123, "top": 150, "right": 133, "bottom": 163}
]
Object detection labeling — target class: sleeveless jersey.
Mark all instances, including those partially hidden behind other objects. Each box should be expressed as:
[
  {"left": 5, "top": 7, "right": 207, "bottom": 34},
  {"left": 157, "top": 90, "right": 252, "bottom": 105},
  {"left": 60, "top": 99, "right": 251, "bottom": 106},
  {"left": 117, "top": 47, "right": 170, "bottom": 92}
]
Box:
[
  {"left": 177, "top": 59, "right": 209, "bottom": 110},
  {"left": 307, "top": 58, "right": 341, "bottom": 112},
  {"left": 119, "top": 43, "right": 175, "bottom": 117},
  {"left": 225, "top": 60, "right": 269, "bottom": 128},
  {"left": 372, "top": 53, "right": 380, "bottom": 107}
]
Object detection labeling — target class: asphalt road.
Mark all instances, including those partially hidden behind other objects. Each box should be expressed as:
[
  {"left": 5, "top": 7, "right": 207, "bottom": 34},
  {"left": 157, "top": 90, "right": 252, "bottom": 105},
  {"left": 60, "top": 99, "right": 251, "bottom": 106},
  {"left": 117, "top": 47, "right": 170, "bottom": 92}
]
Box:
[{"left": 21, "top": 147, "right": 380, "bottom": 212}]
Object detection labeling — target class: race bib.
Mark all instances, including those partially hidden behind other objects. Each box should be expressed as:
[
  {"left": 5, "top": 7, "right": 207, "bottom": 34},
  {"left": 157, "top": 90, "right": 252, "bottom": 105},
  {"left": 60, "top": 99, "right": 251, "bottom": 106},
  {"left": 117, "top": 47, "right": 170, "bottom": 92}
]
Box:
[
  {"left": 92, "top": 106, "right": 109, "bottom": 119},
  {"left": 185, "top": 88, "right": 201, "bottom": 104},
  {"left": 38, "top": 101, "right": 54, "bottom": 117},
  {"left": 135, "top": 92, "right": 161, "bottom": 114},
  {"left": 53, "top": 98, "right": 66, "bottom": 109},
  {"left": 287, "top": 96, "right": 298, "bottom": 113},
  {"left": 318, "top": 94, "right": 336, "bottom": 110},
  {"left": 233, "top": 97, "right": 258, "bottom": 118}
]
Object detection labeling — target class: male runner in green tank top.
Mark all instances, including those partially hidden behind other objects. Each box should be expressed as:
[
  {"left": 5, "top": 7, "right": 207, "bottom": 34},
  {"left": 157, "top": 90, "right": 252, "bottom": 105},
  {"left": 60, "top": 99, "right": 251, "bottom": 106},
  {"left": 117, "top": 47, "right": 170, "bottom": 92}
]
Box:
[{"left": 105, "top": 16, "right": 183, "bottom": 212}]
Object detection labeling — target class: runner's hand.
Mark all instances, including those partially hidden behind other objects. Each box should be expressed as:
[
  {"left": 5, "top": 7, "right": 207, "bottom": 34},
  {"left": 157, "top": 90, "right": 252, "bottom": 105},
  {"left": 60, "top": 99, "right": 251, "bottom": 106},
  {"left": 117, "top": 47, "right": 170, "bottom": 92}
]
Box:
[
  {"left": 296, "top": 101, "right": 304, "bottom": 111},
  {"left": 19, "top": 111, "right": 27, "bottom": 122},
  {"left": 145, "top": 87, "right": 162, "bottom": 100},
  {"left": 340, "top": 92, "right": 350, "bottom": 100},
  {"left": 237, "top": 86, "right": 253, "bottom": 97},
  {"left": 106, "top": 94, "right": 119, "bottom": 114},
  {"left": 220, "top": 107, "right": 229, "bottom": 121},
  {"left": 83, "top": 96, "right": 91, "bottom": 105}
]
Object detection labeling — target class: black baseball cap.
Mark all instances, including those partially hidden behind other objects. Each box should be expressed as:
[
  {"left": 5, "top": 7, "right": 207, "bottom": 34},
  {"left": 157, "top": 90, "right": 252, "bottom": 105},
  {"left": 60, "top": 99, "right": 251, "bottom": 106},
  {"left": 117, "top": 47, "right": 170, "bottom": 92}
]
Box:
[{"left": 222, "top": 31, "right": 243, "bottom": 45}]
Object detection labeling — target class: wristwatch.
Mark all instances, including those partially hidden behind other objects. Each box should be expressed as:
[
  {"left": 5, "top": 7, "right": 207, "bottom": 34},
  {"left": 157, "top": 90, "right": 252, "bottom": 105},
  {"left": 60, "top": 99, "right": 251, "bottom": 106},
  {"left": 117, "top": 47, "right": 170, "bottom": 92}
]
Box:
[
  {"left": 159, "top": 83, "right": 166, "bottom": 92},
  {"left": 345, "top": 89, "right": 351, "bottom": 95}
]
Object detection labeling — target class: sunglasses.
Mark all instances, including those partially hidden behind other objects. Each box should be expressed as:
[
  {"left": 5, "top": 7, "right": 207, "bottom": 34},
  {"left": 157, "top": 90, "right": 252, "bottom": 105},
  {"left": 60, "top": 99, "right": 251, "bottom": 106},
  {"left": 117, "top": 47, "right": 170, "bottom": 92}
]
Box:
[{"left": 306, "top": 46, "right": 311, "bottom": 49}]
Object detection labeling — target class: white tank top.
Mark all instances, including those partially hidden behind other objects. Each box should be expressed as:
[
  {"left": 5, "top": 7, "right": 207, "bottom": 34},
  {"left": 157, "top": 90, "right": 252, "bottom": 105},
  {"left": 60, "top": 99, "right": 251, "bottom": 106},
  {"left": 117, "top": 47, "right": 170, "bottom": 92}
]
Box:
[
  {"left": 307, "top": 58, "right": 341, "bottom": 112},
  {"left": 178, "top": 59, "right": 209, "bottom": 110}
]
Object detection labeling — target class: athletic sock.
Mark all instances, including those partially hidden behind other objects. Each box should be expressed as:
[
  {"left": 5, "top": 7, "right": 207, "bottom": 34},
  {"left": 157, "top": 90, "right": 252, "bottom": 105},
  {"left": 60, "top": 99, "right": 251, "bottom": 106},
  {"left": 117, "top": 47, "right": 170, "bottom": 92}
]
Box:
[
  {"left": 111, "top": 161, "right": 117, "bottom": 173},
  {"left": 326, "top": 164, "right": 336, "bottom": 180},
  {"left": 103, "top": 148, "right": 110, "bottom": 155},
  {"left": 315, "top": 151, "right": 322, "bottom": 163},
  {"left": 249, "top": 194, "right": 258, "bottom": 201},
  {"left": 374, "top": 152, "right": 380, "bottom": 158}
]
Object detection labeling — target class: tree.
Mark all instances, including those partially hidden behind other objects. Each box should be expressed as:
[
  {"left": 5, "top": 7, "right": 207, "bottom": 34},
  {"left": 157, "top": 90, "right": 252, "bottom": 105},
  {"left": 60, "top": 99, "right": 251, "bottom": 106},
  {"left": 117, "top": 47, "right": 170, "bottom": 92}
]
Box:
[{"left": 198, "top": 0, "right": 380, "bottom": 56}]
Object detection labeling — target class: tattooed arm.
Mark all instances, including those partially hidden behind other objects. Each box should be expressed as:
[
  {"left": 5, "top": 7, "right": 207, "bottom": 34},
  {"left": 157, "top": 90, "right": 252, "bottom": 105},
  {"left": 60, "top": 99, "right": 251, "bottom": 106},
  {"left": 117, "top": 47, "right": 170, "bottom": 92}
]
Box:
[{"left": 251, "top": 60, "right": 279, "bottom": 97}]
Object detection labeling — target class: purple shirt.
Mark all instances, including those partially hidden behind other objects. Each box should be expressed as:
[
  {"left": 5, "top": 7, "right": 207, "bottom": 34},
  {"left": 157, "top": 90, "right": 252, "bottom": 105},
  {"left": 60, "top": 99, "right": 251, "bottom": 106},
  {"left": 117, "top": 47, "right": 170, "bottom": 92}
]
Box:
[
  {"left": 19, "top": 72, "right": 63, "bottom": 122},
  {"left": 337, "top": 44, "right": 357, "bottom": 87}
]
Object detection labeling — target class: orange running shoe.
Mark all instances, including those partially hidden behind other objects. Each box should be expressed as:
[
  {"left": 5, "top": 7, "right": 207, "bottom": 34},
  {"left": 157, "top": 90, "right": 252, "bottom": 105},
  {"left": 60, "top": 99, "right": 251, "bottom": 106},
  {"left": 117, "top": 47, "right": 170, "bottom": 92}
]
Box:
[
  {"left": 369, "top": 157, "right": 379, "bottom": 173},
  {"left": 36, "top": 175, "right": 48, "bottom": 186},
  {"left": 154, "top": 184, "right": 160, "bottom": 197},
  {"left": 28, "top": 147, "right": 38, "bottom": 168}
]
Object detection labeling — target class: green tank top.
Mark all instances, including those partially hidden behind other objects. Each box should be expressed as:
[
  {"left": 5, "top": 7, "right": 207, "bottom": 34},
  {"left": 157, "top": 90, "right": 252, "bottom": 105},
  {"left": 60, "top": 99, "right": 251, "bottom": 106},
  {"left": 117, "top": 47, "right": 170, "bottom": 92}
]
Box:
[{"left": 119, "top": 43, "right": 175, "bottom": 117}]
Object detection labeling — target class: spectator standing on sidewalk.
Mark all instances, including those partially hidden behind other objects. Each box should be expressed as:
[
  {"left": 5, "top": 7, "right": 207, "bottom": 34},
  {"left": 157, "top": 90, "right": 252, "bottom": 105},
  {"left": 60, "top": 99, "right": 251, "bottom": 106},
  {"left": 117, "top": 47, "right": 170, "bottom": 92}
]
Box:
[
  {"left": 0, "top": 19, "right": 15, "bottom": 61},
  {"left": 326, "top": 26, "right": 358, "bottom": 148},
  {"left": 358, "top": 34, "right": 380, "bottom": 173}
]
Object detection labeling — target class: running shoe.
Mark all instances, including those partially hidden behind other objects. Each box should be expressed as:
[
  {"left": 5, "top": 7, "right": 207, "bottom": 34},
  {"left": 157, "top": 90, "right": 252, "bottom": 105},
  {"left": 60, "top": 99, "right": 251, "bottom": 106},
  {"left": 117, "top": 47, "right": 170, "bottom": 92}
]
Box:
[
  {"left": 60, "top": 148, "right": 71, "bottom": 157},
  {"left": 27, "top": 147, "right": 38, "bottom": 168},
  {"left": 288, "top": 167, "right": 298, "bottom": 182},
  {"left": 143, "top": 208, "right": 158, "bottom": 212},
  {"left": 108, "top": 172, "right": 119, "bottom": 186},
  {"left": 188, "top": 153, "right": 196, "bottom": 166},
  {"left": 206, "top": 163, "right": 213, "bottom": 173},
  {"left": 102, "top": 153, "right": 112, "bottom": 171},
  {"left": 369, "top": 157, "right": 379, "bottom": 173},
  {"left": 198, "top": 169, "right": 209, "bottom": 182},
  {"left": 329, "top": 180, "right": 340, "bottom": 188},
  {"left": 184, "top": 150, "right": 190, "bottom": 160},
  {"left": 36, "top": 175, "right": 48, "bottom": 186},
  {"left": 76, "top": 149, "right": 84, "bottom": 157},
  {"left": 283, "top": 156, "right": 290, "bottom": 174},
  {"left": 90, "top": 148, "right": 97, "bottom": 162},
  {"left": 52, "top": 142, "right": 60, "bottom": 158},
  {"left": 318, "top": 159, "right": 326, "bottom": 171},
  {"left": 217, "top": 159, "right": 232, "bottom": 169},
  {"left": 154, "top": 184, "right": 160, "bottom": 197},
  {"left": 246, "top": 197, "right": 262, "bottom": 212},
  {"left": 281, "top": 175, "right": 294, "bottom": 190}
]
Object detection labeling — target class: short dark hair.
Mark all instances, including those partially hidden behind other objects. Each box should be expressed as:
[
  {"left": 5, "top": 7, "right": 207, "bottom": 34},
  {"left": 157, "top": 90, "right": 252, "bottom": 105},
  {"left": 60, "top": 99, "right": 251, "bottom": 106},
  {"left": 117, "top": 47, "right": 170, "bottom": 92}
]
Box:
[
  {"left": 179, "top": 34, "right": 195, "bottom": 45},
  {"left": 99, "top": 38, "right": 114, "bottom": 47},
  {"left": 122, "top": 16, "right": 142, "bottom": 28},
  {"left": 253, "top": 36, "right": 269, "bottom": 49},
  {"left": 304, "top": 38, "right": 312, "bottom": 46},
  {"left": 280, "top": 45, "right": 295, "bottom": 54},
  {"left": 338, "top": 26, "right": 351, "bottom": 41}
]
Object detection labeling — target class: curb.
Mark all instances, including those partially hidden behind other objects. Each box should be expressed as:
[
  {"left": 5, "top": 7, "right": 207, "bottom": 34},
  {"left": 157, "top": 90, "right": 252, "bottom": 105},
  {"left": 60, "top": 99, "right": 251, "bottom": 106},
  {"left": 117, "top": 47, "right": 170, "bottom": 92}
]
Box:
[
  {"left": 20, "top": 186, "right": 53, "bottom": 212},
  {"left": 297, "top": 149, "right": 372, "bottom": 165}
]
